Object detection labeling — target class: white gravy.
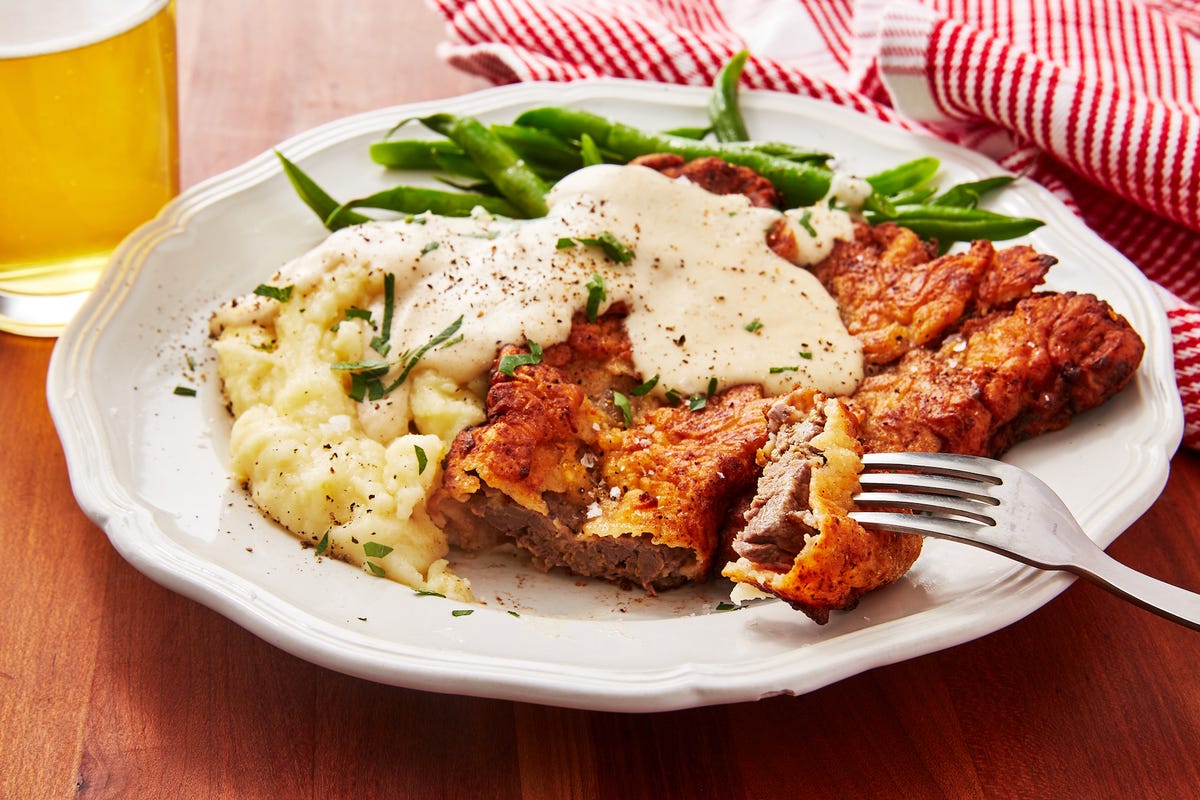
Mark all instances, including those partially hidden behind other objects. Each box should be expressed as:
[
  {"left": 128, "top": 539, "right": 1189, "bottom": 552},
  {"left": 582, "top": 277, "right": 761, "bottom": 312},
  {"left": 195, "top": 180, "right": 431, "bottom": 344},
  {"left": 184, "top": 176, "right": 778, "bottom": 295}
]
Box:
[{"left": 222, "top": 163, "right": 864, "bottom": 399}]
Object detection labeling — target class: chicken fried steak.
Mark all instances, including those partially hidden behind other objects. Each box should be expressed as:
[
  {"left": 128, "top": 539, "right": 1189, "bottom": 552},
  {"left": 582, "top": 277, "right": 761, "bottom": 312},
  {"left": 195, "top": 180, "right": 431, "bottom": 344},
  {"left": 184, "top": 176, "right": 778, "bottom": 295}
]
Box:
[
  {"left": 429, "top": 154, "right": 1146, "bottom": 623},
  {"left": 431, "top": 309, "right": 771, "bottom": 591}
]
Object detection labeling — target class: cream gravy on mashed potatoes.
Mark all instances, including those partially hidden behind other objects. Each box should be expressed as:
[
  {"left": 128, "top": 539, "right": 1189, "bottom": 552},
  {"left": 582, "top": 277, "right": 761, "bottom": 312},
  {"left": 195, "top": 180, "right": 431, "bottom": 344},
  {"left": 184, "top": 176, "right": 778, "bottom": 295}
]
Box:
[{"left": 211, "top": 163, "right": 863, "bottom": 600}]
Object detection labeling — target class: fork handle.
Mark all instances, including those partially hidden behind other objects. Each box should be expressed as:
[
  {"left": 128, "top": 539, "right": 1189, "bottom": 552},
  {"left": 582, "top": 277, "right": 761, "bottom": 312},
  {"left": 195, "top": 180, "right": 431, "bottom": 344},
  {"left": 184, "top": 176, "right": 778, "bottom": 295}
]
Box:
[{"left": 1075, "top": 550, "right": 1200, "bottom": 631}]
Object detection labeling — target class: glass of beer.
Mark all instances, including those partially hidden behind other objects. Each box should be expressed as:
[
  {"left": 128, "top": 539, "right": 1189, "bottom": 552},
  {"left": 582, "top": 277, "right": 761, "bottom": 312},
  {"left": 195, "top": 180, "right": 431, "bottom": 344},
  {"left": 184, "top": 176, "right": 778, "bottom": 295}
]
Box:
[{"left": 0, "top": 0, "right": 178, "bottom": 337}]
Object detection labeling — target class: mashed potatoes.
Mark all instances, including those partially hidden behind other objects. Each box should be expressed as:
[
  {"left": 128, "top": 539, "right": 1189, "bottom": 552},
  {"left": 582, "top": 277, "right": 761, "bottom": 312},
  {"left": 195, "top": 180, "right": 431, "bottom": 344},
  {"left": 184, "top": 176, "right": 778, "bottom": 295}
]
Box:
[{"left": 212, "top": 254, "right": 483, "bottom": 600}]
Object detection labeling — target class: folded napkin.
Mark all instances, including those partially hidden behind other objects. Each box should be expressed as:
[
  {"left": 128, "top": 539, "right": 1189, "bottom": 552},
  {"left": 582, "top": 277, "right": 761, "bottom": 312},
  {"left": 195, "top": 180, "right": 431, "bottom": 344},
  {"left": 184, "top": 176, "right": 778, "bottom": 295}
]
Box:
[{"left": 428, "top": 0, "right": 1200, "bottom": 450}]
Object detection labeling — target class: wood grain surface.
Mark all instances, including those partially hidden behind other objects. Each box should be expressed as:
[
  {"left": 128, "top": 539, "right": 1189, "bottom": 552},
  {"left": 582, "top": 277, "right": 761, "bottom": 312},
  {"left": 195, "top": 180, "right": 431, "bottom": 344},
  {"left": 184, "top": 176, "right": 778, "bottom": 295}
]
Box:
[{"left": 3, "top": 2, "right": 1199, "bottom": 797}]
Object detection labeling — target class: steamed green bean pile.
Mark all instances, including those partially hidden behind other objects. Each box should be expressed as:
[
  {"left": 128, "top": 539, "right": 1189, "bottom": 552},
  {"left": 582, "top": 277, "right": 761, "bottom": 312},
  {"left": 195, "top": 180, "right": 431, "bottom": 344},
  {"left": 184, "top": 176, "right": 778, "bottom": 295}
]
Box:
[{"left": 279, "top": 50, "right": 1042, "bottom": 248}]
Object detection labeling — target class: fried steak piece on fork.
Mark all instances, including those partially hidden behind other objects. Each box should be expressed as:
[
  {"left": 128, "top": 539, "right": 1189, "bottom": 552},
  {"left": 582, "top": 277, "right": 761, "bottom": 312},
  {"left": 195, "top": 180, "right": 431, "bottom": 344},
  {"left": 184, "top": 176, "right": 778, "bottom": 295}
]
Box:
[
  {"left": 722, "top": 291, "right": 1144, "bottom": 622},
  {"left": 722, "top": 389, "right": 923, "bottom": 623}
]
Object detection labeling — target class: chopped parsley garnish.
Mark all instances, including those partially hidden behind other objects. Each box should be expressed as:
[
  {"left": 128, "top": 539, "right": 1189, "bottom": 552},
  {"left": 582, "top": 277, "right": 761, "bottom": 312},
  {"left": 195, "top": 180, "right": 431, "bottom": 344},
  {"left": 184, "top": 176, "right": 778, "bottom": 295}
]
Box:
[
  {"left": 414, "top": 444, "right": 428, "bottom": 474},
  {"left": 715, "top": 601, "right": 744, "bottom": 612},
  {"left": 557, "top": 231, "right": 635, "bottom": 263},
  {"left": 744, "top": 320, "right": 764, "bottom": 333},
  {"left": 388, "top": 315, "right": 463, "bottom": 389},
  {"left": 414, "top": 588, "right": 445, "bottom": 598},
  {"left": 663, "top": 378, "right": 714, "bottom": 412},
  {"left": 612, "top": 390, "right": 632, "bottom": 427},
  {"left": 331, "top": 359, "right": 392, "bottom": 372},
  {"left": 370, "top": 273, "right": 396, "bottom": 356},
  {"left": 451, "top": 609, "right": 474, "bottom": 617},
  {"left": 631, "top": 375, "right": 659, "bottom": 396},
  {"left": 365, "top": 562, "right": 385, "bottom": 577},
  {"left": 331, "top": 359, "right": 390, "bottom": 402},
  {"left": 420, "top": 241, "right": 440, "bottom": 256},
  {"left": 680, "top": 378, "right": 718, "bottom": 411},
  {"left": 797, "top": 209, "right": 818, "bottom": 237},
  {"left": 347, "top": 373, "right": 385, "bottom": 402},
  {"left": 173, "top": 386, "right": 197, "bottom": 397},
  {"left": 770, "top": 351, "right": 813, "bottom": 373},
  {"left": 507, "top": 610, "right": 520, "bottom": 617},
  {"left": 315, "top": 531, "right": 330, "bottom": 555},
  {"left": 334, "top": 316, "right": 465, "bottom": 402},
  {"left": 497, "top": 339, "right": 543, "bottom": 376},
  {"left": 584, "top": 272, "right": 606, "bottom": 322},
  {"left": 362, "top": 542, "right": 394, "bottom": 558},
  {"left": 254, "top": 284, "right": 294, "bottom": 302}
]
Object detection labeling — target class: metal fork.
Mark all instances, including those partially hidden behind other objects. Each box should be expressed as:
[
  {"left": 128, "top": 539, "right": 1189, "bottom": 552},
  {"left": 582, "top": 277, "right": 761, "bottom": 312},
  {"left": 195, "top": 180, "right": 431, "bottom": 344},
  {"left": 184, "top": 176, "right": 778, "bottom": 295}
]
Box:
[{"left": 851, "top": 451, "right": 1200, "bottom": 631}]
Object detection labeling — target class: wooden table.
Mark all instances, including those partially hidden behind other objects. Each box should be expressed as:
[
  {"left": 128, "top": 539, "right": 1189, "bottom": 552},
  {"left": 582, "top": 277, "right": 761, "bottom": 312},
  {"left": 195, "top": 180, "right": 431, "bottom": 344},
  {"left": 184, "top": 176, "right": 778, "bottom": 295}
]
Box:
[{"left": 4, "top": 2, "right": 1199, "bottom": 797}]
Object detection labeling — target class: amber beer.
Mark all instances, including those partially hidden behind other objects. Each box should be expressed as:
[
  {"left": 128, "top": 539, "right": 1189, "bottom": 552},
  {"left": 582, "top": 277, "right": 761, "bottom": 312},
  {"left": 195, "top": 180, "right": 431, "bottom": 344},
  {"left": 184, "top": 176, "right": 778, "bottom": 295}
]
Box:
[{"left": 0, "top": 0, "right": 178, "bottom": 336}]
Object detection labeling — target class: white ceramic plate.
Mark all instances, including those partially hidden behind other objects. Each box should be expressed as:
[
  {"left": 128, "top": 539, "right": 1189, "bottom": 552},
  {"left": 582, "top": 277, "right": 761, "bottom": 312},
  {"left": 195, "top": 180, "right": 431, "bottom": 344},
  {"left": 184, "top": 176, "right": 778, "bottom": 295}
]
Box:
[{"left": 48, "top": 81, "right": 1182, "bottom": 712}]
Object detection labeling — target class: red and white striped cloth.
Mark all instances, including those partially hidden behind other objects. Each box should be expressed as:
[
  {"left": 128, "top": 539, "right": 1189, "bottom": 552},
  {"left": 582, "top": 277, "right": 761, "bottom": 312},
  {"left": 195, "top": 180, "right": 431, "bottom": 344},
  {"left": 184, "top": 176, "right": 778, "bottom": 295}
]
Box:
[{"left": 428, "top": 0, "right": 1200, "bottom": 450}]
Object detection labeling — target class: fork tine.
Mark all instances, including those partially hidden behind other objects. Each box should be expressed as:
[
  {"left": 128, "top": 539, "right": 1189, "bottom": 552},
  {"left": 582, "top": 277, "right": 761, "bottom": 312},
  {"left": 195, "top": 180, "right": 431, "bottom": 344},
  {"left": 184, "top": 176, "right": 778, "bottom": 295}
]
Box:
[
  {"left": 849, "top": 510, "right": 1002, "bottom": 548},
  {"left": 853, "top": 491, "right": 998, "bottom": 524},
  {"left": 861, "top": 451, "right": 1004, "bottom": 483},
  {"left": 857, "top": 471, "right": 1000, "bottom": 503}
]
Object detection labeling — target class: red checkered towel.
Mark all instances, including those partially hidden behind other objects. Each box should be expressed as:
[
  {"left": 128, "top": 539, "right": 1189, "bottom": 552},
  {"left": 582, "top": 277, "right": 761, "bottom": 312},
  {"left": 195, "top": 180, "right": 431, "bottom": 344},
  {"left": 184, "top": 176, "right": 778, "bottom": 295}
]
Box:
[{"left": 428, "top": 0, "right": 1200, "bottom": 450}]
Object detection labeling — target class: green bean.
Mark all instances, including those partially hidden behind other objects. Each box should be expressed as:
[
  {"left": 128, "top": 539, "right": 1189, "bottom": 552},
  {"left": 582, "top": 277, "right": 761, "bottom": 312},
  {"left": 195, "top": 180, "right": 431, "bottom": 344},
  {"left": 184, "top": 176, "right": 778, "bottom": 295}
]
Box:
[
  {"left": 326, "top": 185, "right": 519, "bottom": 229},
  {"left": 433, "top": 176, "right": 502, "bottom": 195},
  {"left": 417, "top": 113, "right": 549, "bottom": 218},
  {"left": 861, "top": 191, "right": 897, "bottom": 218},
  {"left": 276, "top": 150, "right": 371, "bottom": 229},
  {"left": 931, "top": 175, "right": 1015, "bottom": 208},
  {"left": 371, "top": 135, "right": 572, "bottom": 182},
  {"left": 579, "top": 132, "right": 605, "bottom": 167},
  {"left": 738, "top": 142, "right": 832, "bottom": 166},
  {"left": 709, "top": 49, "right": 750, "bottom": 142},
  {"left": 886, "top": 185, "right": 938, "bottom": 206},
  {"left": 513, "top": 106, "right": 832, "bottom": 207},
  {"left": 368, "top": 140, "right": 479, "bottom": 176},
  {"left": 660, "top": 125, "right": 713, "bottom": 139},
  {"left": 870, "top": 203, "right": 1044, "bottom": 243},
  {"left": 490, "top": 123, "right": 583, "bottom": 173},
  {"left": 429, "top": 150, "right": 489, "bottom": 180},
  {"left": 865, "top": 156, "right": 940, "bottom": 197}
]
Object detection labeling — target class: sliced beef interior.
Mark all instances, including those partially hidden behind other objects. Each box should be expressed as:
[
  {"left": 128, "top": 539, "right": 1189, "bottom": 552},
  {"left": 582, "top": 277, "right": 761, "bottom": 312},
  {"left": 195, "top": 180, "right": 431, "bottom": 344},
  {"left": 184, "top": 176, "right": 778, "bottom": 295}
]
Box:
[{"left": 731, "top": 402, "right": 826, "bottom": 572}]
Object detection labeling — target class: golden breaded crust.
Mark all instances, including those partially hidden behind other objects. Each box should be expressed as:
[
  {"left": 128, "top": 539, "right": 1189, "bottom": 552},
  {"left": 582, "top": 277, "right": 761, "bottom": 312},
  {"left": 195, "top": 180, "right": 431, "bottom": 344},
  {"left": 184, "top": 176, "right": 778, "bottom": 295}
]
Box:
[
  {"left": 587, "top": 384, "right": 770, "bottom": 581},
  {"left": 848, "top": 291, "right": 1146, "bottom": 456},
  {"left": 432, "top": 312, "right": 769, "bottom": 589},
  {"left": 812, "top": 222, "right": 1054, "bottom": 365}
]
